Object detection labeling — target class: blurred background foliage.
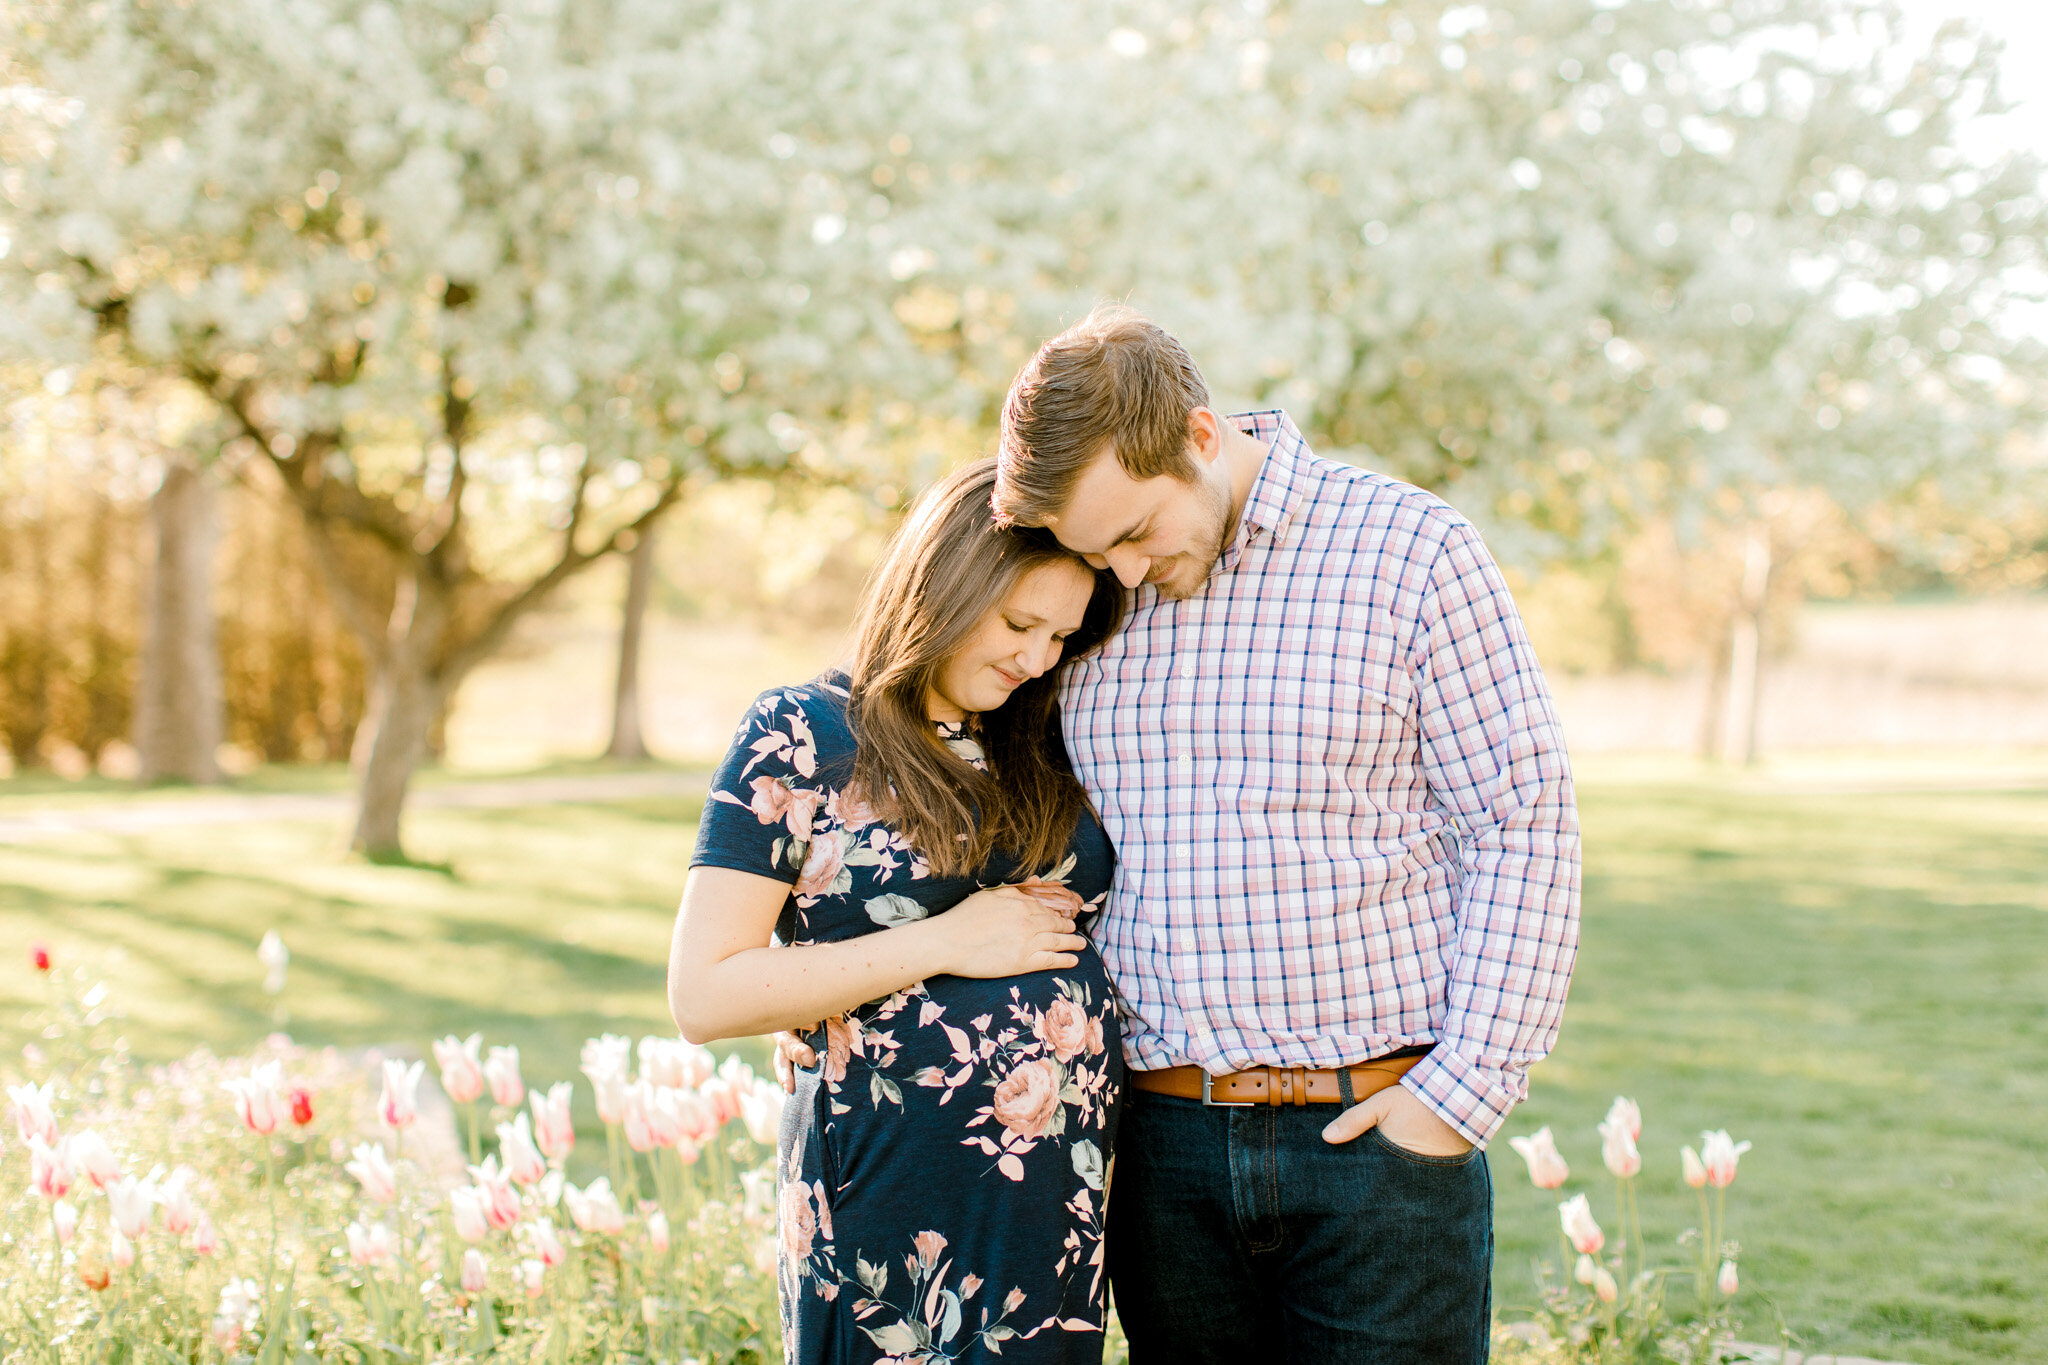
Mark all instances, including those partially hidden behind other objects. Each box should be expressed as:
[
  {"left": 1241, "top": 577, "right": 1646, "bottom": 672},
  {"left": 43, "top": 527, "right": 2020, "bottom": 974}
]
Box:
[{"left": 1, "top": 0, "right": 2045, "bottom": 848}]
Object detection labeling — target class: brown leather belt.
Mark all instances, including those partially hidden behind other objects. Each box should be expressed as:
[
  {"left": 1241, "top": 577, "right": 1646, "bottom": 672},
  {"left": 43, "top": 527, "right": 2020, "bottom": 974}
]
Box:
[{"left": 1131, "top": 1054, "right": 1423, "bottom": 1108}]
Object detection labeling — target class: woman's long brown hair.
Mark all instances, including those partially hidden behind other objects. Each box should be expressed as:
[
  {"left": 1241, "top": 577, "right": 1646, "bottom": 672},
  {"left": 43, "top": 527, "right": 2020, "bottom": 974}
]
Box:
[{"left": 846, "top": 459, "right": 1120, "bottom": 880}]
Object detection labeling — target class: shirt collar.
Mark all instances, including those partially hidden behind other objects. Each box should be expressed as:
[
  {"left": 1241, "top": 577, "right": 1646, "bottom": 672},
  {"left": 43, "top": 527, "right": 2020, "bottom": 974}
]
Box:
[{"left": 1225, "top": 409, "right": 1310, "bottom": 561}]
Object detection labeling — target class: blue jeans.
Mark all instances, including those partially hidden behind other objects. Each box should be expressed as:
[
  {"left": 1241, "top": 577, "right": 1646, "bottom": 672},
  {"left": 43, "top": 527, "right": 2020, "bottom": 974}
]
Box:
[{"left": 1107, "top": 1089, "right": 1493, "bottom": 1364}]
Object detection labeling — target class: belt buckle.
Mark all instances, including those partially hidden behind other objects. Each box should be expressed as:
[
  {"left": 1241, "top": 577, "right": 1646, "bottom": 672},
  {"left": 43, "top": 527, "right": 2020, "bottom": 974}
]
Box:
[{"left": 1201, "top": 1071, "right": 1253, "bottom": 1108}]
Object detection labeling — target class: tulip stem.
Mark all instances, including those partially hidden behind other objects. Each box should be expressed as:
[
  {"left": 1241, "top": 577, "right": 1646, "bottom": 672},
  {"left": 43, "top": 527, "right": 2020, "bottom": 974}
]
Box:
[
  {"left": 467, "top": 1100, "right": 482, "bottom": 1166},
  {"left": 48, "top": 1202, "right": 61, "bottom": 1301},
  {"left": 262, "top": 1138, "right": 279, "bottom": 1327}
]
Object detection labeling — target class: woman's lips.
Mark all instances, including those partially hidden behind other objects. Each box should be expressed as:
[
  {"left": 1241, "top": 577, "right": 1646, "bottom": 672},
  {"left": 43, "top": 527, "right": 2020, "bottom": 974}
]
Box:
[{"left": 992, "top": 666, "right": 1026, "bottom": 688}]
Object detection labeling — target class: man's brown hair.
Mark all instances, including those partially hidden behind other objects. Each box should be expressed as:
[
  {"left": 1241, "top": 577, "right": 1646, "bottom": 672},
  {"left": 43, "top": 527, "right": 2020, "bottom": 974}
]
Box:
[{"left": 992, "top": 304, "right": 1212, "bottom": 527}]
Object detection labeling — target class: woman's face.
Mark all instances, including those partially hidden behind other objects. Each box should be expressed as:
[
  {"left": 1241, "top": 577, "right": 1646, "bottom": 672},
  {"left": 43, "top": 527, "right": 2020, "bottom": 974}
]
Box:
[{"left": 928, "top": 558, "right": 1096, "bottom": 722}]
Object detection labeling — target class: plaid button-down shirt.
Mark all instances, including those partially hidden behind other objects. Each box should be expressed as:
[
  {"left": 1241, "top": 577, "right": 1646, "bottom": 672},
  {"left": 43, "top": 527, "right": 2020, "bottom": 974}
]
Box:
[{"left": 1059, "top": 411, "right": 1580, "bottom": 1144}]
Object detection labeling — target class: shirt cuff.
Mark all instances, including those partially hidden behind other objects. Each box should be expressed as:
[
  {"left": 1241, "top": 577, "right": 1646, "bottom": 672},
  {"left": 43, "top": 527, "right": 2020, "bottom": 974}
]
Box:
[{"left": 1400, "top": 1046, "right": 1521, "bottom": 1148}]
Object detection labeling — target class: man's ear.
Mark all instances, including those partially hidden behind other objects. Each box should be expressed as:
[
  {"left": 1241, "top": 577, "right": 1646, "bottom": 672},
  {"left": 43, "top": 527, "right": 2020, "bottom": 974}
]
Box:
[{"left": 1186, "top": 406, "right": 1224, "bottom": 466}]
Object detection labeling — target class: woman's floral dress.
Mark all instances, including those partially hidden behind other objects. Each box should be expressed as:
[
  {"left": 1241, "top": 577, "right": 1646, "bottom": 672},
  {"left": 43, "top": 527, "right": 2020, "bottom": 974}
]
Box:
[{"left": 692, "top": 674, "right": 1123, "bottom": 1365}]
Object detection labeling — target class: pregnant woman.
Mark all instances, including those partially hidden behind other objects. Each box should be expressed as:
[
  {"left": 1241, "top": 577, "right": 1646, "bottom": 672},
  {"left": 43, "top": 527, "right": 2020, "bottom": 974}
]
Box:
[{"left": 668, "top": 460, "right": 1125, "bottom": 1364}]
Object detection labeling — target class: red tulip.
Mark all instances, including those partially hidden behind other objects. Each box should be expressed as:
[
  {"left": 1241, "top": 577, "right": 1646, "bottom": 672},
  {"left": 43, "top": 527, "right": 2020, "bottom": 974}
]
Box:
[
  {"left": 290, "top": 1087, "right": 315, "bottom": 1127},
  {"left": 30, "top": 942, "right": 51, "bottom": 973},
  {"left": 79, "top": 1260, "right": 110, "bottom": 1291}
]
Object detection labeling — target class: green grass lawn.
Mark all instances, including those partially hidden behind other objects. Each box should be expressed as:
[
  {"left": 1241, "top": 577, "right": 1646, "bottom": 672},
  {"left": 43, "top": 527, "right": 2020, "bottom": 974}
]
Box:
[{"left": 1, "top": 772, "right": 2042, "bottom": 1362}]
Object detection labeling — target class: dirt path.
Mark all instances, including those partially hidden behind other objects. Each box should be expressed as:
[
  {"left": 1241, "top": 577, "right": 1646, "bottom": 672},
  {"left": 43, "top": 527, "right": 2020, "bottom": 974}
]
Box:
[{"left": 0, "top": 770, "right": 709, "bottom": 844}]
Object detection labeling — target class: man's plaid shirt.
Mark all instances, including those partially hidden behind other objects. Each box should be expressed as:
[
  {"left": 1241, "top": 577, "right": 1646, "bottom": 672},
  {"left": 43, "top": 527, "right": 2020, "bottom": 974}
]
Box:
[{"left": 1058, "top": 411, "right": 1581, "bottom": 1145}]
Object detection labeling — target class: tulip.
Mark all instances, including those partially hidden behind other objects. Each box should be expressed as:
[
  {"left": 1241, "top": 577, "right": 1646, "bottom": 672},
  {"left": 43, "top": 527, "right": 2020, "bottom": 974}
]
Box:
[
  {"left": 30, "top": 1135, "right": 75, "bottom": 1199},
  {"left": 158, "top": 1168, "right": 199, "bottom": 1235},
  {"left": 52, "top": 1200, "right": 77, "bottom": 1244},
  {"left": 581, "top": 1035, "right": 632, "bottom": 1124},
  {"left": 520, "top": 1257, "right": 546, "bottom": 1298},
  {"left": 1573, "top": 1252, "right": 1597, "bottom": 1286},
  {"left": 108, "top": 1174, "right": 156, "bottom": 1239},
  {"left": 9, "top": 1081, "right": 58, "bottom": 1145},
  {"left": 672, "top": 1087, "right": 717, "bottom": 1145},
  {"left": 1592, "top": 1266, "right": 1619, "bottom": 1304},
  {"left": 191, "top": 1211, "right": 221, "bottom": 1256},
  {"left": 449, "top": 1187, "right": 490, "bottom": 1243},
  {"left": 346, "top": 1143, "right": 398, "bottom": 1203},
  {"left": 622, "top": 1082, "right": 659, "bottom": 1154},
  {"left": 79, "top": 1259, "right": 111, "bottom": 1291},
  {"left": 347, "top": 1220, "right": 395, "bottom": 1267},
  {"left": 647, "top": 1207, "right": 670, "bottom": 1253},
  {"left": 30, "top": 942, "right": 52, "bottom": 973},
  {"left": 289, "top": 1086, "right": 315, "bottom": 1126},
  {"left": 739, "top": 1168, "right": 776, "bottom": 1223},
  {"left": 70, "top": 1128, "right": 122, "bottom": 1189},
  {"left": 497, "top": 1112, "right": 547, "bottom": 1186},
  {"left": 1717, "top": 1260, "right": 1739, "bottom": 1296},
  {"left": 224, "top": 1061, "right": 287, "bottom": 1135},
  {"left": 461, "top": 1248, "right": 488, "bottom": 1294},
  {"left": 700, "top": 1077, "right": 742, "bottom": 1126},
  {"left": 1558, "top": 1193, "right": 1605, "bottom": 1256},
  {"left": 528, "top": 1216, "right": 566, "bottom": 1268},
  {"left": 257, "top": 930, "right": 289, "bottom": 995},
  {"left": 1699, "top": 1130, "right": 1752, "bottom": 1188},
  {"left": 435, "top": 1033, "right": 486, "bottom": 1105},
  {"left": 484, "top": 1046, "right": 524, "bottom": 1108},
  {"left": 1681, "top": 1145, "right": 1708, "bottom": 1189},
  {"left": 719, "top": 1051, "right": 756, "bottom": 1089},
  {"left": 530, "top": 1082, "right": 575, "bottom": 1161},
  {"left": 214, "top": 1277, "right": 260, "bottom": 1347},
  {"left": 109, "top": 1229, "right": 136, "bottom": 1269},
  {"left": 1603, "top": 1096, "right": 1642, "bottom": 1143},
  {"left": 1507, "top": 1126, "right": 1570, "bottom": 1189},
  {"left": 379, "top": 1059, "right": 423, "bottom": 1130},
  {"left": 467, "top": 1156, "right": 522, "bottom": 1230},
  {"left": 1597, "top": 1116, "right": 1641, "bottom": 1180},
  {"left": 740, "top": 1085, "right": 784, "bottom": 1146},
  {"left": 537, "top": 1167, "right": 565, "bottom": 1208},
  {"left": 564, "top": 1177, "right": 626, "bottom": 1236},
  {"left": 638, "top": 1036, "right": 688, "bottom": 1088}
]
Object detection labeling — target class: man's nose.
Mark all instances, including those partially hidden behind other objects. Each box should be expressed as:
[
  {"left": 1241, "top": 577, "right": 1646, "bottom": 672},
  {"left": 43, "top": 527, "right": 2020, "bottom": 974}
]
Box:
[{"left": 1106, "top": 548, "right": 1149, "bottom": 588}]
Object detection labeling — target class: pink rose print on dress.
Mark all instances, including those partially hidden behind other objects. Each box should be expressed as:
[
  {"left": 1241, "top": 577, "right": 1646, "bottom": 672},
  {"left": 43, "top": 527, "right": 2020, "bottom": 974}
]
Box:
[
  {"left": 797, "top": 831, "right": 851, "bottom": 899},
  {"left": 991, "top": 1060, "right": 1061, "bottom": 1143},
  {"left": 747, "top": 776, "right": 796, "bottom": 826},
  {"left": 1034, "top": 999, "right": 1091, "bottom": 1062},
  {"left": 822, "top": 1017, "right": 856, "bottom": 1085},
  {"left": 781, "top": 1179, "right": 818, "bottom": 1262}
]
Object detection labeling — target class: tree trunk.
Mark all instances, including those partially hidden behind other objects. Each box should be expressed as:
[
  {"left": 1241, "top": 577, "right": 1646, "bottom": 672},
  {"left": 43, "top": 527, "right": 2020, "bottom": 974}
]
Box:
[
  {"left": 1714, "top": 523, "right": 1773, "bottom": 767},
  {"left": 135, "top": 460, "right": 223, "bottom": 783},
  {"left": 350, "top": 570, "right": 453, "bottom": 859},
  {"left": 605, "top": 525, "right": 657, "bottom": 761}
]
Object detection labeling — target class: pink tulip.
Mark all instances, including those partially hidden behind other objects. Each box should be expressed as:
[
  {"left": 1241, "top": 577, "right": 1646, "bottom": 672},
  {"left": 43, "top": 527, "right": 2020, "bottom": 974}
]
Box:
[
  {"left": 108, "top": 1174, "right": 155, "bottom": 1239},
  {"left": 673, "top": 1088, "right": 717, "bottom": 1144},
  {"left": 1681, "top": 1145, "right": 1708, "bottom": 1189},
  {"left": 158, "top": 1168, "right": 199, "bottom": 1235},
  {"left": 1558, "top": 1193, "right": 1604, "bottom": 1256},
  {"left": 191, "top": 1211, "right": 221, "bottom": 1256},
  {"left": 647, "top": 1207, "right": 670, "bottom": 1253},
  {"left": 434, "top": 1033, "right": 486, "bottom": 1105},
  {"left": 581, "top": 1035, "right": 632, "bottom": 1125},
  {"left": 449, "top": 1187, "right": 490, "bottom": 1243},
  {"left": 346, "top": 1143, "right": 398, "bottom": 1203},
  {"left": 224, "top": 1061, "right": 287, "bottom": 1135},
  {"left": 1597, "top": 1116, "right": 1641, "bottom": 1180},
  {"left": 52, "top": 1200, "right": 76, "bottom": 1245},
  {"left": 378, "top": 1059, "right": 423, "bottom": 1130},
  {"left": 1507, "top": 1126, "right": 1570, "bottom": 1189},
  {"left": 484, "top": 1046, "right": 524, "bottom": 1108},
  {"left": 528, "top": 1216, "right": 566, "bottom": 1268},
  {"left": 1592, "top": 1265, "right": 1619, "bottom": 1303},
  {"left": 347, "top": 1220, "right": 395, "bottom": 1267},
  {"left": 519, "top": 1257, "right": 546, "bottom": 1298},
  {"left": 8, "top": 1081, "right": 57, "bottom": 1145},
  {"left": 30, "top": 1135, "right": 75, "bottom": 1200},
  {"left": 530, "top": 1083, "right": 575, "bottom": 1162},
  {"left": 213, "top": 1277, "right": 259, "bottom": 1347},
  {"left": 1603, "top": 1096, "right": 1642, "bottom": 1144},
  {"left": 638, "top": 1036, "right": 688, "bottom": 1088},
  {"left": 739, "top": 1085, "right": 784, "bottom": 1146},
  {"left": 496, "top": 1113, "right": 547, "bottom": 1186},
  {"left": 1699, "top": 1130, "right": 1751, "bottom": 1188},
  {"left": 70, "top": 1129, "right": 121, "bottom": 1190},
  {"left": 461, "top": 1248, "right": 488, "bottom": 1294},
  {"left": 564, "top": 1178, "right": 626, "bottom": 1236},
  {"left": 622, "top": 1082, "right": 659, "bottom": 1154},
  {"left": 700, "top": 1077, "right": 742, "bottom": 1126},
  {"left": 1717, "top": 1260, "right": 1739, "bottom": 1295},
  {"left": 466, "top": 1156, "right": 522, "bottom": 1230},
  {"left": 109, "top": 1229, "right": 135, "bottom": 1270},
  {"left": 1573, "top": 1253, "right": 1597, "bottom": 1286}
]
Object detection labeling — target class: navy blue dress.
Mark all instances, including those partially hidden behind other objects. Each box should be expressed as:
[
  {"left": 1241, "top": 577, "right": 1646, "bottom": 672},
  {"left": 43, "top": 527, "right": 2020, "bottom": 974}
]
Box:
[{"left": 692, "top": 674, "right": 1123, "bottom": 1365}]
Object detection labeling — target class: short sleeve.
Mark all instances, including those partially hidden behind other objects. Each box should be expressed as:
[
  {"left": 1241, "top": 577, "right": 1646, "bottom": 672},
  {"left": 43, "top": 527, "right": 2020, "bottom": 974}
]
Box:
[{"left": 691, "top": 688, "right": 828, "bottom": 884}]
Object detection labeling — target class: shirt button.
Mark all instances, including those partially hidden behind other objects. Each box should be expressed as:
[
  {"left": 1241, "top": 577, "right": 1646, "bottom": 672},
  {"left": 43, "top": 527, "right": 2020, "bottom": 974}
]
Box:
[
  {"left": 1179, "top": 931, "right": 1197, "bottom": 950},
  {"left": 1176, "top": 752, "right": 1194, "bottom": 766},
  {"left": 1174, "top": 844, "right": 1190, "bottom": 858}
]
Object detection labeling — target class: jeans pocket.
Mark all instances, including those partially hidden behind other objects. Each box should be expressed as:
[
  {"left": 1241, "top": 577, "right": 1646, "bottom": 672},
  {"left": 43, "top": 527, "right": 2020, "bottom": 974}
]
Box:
[{"left": 1366, "top": 1124, "right": 1484, "bottom": 1169}]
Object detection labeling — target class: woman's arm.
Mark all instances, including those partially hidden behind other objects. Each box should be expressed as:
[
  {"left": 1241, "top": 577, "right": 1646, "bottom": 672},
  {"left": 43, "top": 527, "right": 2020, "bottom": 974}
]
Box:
[{"left": 667, "top": 867, "right": 1088, "bottom": 1044}]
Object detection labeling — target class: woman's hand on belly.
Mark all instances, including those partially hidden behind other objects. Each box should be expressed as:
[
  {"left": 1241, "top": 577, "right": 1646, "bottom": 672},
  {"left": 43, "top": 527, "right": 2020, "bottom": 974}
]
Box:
[{"left": 926, "top": 885, "right": 1087, "bottom": 979}]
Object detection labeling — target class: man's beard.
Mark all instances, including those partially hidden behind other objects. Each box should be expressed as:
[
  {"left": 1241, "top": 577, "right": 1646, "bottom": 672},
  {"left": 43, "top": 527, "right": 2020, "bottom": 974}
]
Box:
[{"left": 1150, "top": 475, "right": 1234, "bottom": 601}]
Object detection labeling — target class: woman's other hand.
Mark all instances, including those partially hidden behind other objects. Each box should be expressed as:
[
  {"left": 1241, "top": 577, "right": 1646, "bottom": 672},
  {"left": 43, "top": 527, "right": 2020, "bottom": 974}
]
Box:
[{"left": 928, "top": 885, "right": 1086, "bottom": 978}]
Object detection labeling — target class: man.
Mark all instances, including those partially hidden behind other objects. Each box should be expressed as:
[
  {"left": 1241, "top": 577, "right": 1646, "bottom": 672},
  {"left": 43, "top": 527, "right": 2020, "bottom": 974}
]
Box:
[{"left": 990, "top": 304, "right": 1580, "bottom": 1363}]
